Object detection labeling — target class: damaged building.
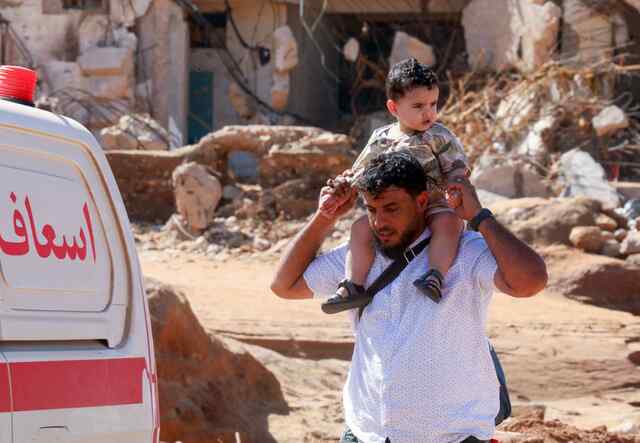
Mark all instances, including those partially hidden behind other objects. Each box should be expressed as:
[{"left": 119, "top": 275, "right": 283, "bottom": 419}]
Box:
[{"left": 1, "top": 0, "right": 640, "bottom": 148}]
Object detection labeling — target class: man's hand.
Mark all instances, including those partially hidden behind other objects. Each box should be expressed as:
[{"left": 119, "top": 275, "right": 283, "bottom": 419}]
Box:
[
  {"left": 318, "top": 170, "right": 357, "bottom": 220},
  {"left": 446, "top": 176, "right": 483, "bottom": 221}
]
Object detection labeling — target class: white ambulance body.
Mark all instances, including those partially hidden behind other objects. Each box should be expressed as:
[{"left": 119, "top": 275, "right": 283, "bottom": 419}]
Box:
[{"left": 0, "top": 97, "right": 159, "bottom": 441}]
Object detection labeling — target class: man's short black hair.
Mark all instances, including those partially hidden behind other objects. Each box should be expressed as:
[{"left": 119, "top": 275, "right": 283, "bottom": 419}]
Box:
[
  {"left": 355, "top": 151, "right": 433, "bottom": 197},
  {"left": 386, "top": 57, "right": 438, "bottom": 101}
]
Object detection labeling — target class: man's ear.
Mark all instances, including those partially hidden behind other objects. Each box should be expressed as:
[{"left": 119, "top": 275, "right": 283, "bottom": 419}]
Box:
[
  {"left": 386, "top": 99, "right": 398, "bottom": 117},
  {"left": 416, "top": 191, "right": 429, "bottom": 211}
]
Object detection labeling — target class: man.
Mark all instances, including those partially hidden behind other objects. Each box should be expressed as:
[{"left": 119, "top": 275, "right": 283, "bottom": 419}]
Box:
[{"left": 270, "top": 152, "right": 547, "bottom": 443}]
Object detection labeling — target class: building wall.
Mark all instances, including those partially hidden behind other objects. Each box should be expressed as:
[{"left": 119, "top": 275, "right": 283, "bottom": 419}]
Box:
[
  {"left": 286, "top": 3, "right": 339, "bottom": 129},
  {"left": 138, "top": 0, "right": 189, "bottom": 144},
  {"left": 190, "top": 48, "right": 238, "bottom": 130}
]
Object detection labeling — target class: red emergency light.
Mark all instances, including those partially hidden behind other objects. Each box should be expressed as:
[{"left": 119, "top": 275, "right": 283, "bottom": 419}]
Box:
[{"left": 0, "top": 65, "right": 37, "bottom": 106}]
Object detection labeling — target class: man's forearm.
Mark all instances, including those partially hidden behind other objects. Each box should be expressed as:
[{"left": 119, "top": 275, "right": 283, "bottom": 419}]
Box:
[
  {"left": 478, "top": 217, "right": 547, "bottom": 297},
  {"left": 270, "top": 211, "right": 336, "bottom": 298}
]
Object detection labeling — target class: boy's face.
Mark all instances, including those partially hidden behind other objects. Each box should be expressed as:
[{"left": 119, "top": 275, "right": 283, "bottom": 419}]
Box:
[{"left": 387, "top": 86, "right": 439, "bottom": 132}]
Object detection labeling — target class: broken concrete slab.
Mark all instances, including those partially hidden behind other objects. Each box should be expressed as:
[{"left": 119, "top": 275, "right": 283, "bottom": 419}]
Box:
[
  {"left": 172, "top": 162, "right": 222, "bottom": 233},
  {"left": 272, "top": 25, "right": 298, "bottom": 73},
  {"left": 78, "top": 47, "right": 133, "bottom": 77},
  {"left": 519, "top": 1, "right": 562, "bottom": 72},
  {"left": 471, "top": 155, "right": 551, "bottom": 198},
  {"left": 100, "top": 114, "right": 170, "bottom": 151},
  {"left": 389, "top": 31, "right": 436, "bottom": 68},
  {"left": 592, "top": 105, "right": 629, "bottom": 136},
  {"left": 559, "top": 149, "right": 621, "bottom": 210}
]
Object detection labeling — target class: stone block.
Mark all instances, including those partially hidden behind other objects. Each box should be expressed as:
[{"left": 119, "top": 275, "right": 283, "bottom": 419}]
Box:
[
  {"left": 78, "top": 47, "right": 133, "bottom": 77},
  {"left": 172, "top": 162, "right": 222, "bottom": 232},
  {"left": 389, "top": 31, "right": 436, "bottom": 68},
  {"left": 569, "top": 226, "right": 605, "bottom": 253}
]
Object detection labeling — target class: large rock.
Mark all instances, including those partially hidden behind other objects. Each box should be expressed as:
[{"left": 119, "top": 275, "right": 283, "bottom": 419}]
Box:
[
  {"left": 592, "top": 105, "right": 629, "bottom": 137},
  {"left": 272, "top": 25, "right": 298, "bottom": 73},
  {"left": 147, "top": 281, "right": 284, "bottom": 443},
  {"left": 542, "top": 245, "right": 640, "bottom": 314},
  {"left": 489, "top": 197, "right": 600, "bottom": 246},
  {"left": 172, "top": 162, "right": 222, "bottom": 233},
  {"left": 569, "top": 226, "right": 604, "bottom": 253},
  {"left": 559, "top": 149, "right": 621, "bottom": 210},
  {"left": 100, "top": 114, "right": 170, "bottom": 151},
  {"left": 471, "top": 155, "right": 551, "bottom": 198},
  {"left": 78, "top": 47, "right": 134, "bottom": 77},
  {"left": 389, "top": 31, "right": 436, "bottom": 68}
]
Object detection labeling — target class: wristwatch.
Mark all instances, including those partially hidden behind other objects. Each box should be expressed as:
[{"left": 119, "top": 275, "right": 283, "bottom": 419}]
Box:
[{"left": 469, "top": 208, "right": 494, "bottom": 231}]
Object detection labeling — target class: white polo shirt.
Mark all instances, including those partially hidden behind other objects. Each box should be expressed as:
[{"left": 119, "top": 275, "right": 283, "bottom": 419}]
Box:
[{"left": 303, "top": 229, "right": 500, "bottom": 443}]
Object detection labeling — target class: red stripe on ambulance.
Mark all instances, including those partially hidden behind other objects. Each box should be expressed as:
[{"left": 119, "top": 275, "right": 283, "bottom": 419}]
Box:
[{"left": 6, "top": 357, "right": 146, "bottom": 412}]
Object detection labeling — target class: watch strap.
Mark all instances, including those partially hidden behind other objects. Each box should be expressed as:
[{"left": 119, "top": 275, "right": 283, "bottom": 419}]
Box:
[{"left": 469, "top": 208, "right": 494, "bottom": 231}]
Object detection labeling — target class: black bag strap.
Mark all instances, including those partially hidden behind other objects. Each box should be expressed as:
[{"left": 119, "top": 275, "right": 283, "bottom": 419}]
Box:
[{"left": 358, "top": 236, "right": 431, "bottom": 319}]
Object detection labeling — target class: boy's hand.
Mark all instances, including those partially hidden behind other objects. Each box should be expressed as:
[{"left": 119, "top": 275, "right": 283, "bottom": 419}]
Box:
[
  {"left": 446, "top": 176, "right": 483, "bottom": 221},
  {"left": 318, "top": 170, "right": 357, "bottom": 220}
]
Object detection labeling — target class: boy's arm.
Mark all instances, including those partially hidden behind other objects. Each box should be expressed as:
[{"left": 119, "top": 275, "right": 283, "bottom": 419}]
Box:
[
  {"left": 270, "top": 187, "right": 357, "bottom": 299},
  {"left": 447, "top": 177, "right": 548, "bottom": 298}
]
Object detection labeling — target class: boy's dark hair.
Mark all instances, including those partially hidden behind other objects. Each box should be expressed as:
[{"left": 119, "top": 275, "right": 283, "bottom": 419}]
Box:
[
  {"left": 386, "top": 57, "right": 438, "bottom": 101},
  {"left": 355, "top": 151, "right": 434, "bottom": 197}
]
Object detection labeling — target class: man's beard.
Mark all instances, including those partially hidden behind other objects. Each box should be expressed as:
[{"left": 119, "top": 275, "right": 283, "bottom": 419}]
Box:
[{"left": 373, "top": 220, "right": 422, "bottom": 260}]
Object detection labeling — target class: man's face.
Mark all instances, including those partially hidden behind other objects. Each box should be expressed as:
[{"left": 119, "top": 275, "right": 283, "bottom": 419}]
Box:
[
  {"left": 387, "top": 86, "right": 439, "bottom": 133},
  {"left": 362, "top": 186, "right": 429, "bottom": 256}
]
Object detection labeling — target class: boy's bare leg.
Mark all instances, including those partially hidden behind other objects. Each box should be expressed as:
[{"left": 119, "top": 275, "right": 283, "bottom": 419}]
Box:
[
  {"left": 336, "top": 215, "right": 375, "bottom": 298},
  {"left": 414, "top": 212, "right": 464, "bottom": 301}
]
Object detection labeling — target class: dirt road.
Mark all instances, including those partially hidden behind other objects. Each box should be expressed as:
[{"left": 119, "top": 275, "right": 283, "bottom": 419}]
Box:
[{"left": 141, "top": 249, "right": 640, "bottom": 442}]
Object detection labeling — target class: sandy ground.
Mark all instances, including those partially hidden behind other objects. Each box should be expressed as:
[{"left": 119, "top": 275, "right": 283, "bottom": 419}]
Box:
[{"left": 141, "top": 249, "right": 640, "bottom": 442}]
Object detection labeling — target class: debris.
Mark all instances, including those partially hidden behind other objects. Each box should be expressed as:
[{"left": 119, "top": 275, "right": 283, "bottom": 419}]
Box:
[
  {"left": 592, "top": 105, "right": 629, "bottom": 137},
  {"left": 172, "top": 162, "right": 222, "bottom": 233},
  {"left": 620, "top": 231, "right": 640, "bottom": 257},
  {"left": 569, "top": 226, "right": 605, "bottom": 253},
  {"left": 559, "top": 150, "right": 620, "bottom": 210},
  {"left": 388, "top": 31, "right": 436, "bottom": 68},
  {"left": 100, "top": 114, "right": 170, "bottom": 151},
  {"left": 471, "top": 155, "right": 551, "bottom": 198}
]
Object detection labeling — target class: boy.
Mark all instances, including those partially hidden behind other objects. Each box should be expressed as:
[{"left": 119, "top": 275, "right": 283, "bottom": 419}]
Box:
[{"left": 321, "top": 57, "right": 469, "bottom": 313}]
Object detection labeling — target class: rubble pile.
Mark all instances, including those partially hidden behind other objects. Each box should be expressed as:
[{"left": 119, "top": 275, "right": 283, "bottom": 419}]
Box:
[
  {"left": 100, "top": 113, "right": 170, "bottom": 151},
  {"left": 501, "top": 416, "right": 640, "bottom": 443},
  {"left": 439, "top": 60, "right": 640, "bottom": 196}
]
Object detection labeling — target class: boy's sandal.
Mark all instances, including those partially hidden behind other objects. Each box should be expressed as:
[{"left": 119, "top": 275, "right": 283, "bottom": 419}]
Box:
[
  {"left": 413, "top": 269, "right": 444, "bottom": 304},
  {"left": 321, "top": 279, "right": 371, "bottom": 314}
]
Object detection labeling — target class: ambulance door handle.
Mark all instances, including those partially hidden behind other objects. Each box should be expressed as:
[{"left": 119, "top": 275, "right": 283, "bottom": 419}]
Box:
[{"left": 33, "top": 426, "right": 70, "bottom": 442}]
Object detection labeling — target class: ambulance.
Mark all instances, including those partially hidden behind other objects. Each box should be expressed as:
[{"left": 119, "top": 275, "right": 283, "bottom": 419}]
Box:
[{"left": 0, "top": 66, "right": 159, "bottom": 442}]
